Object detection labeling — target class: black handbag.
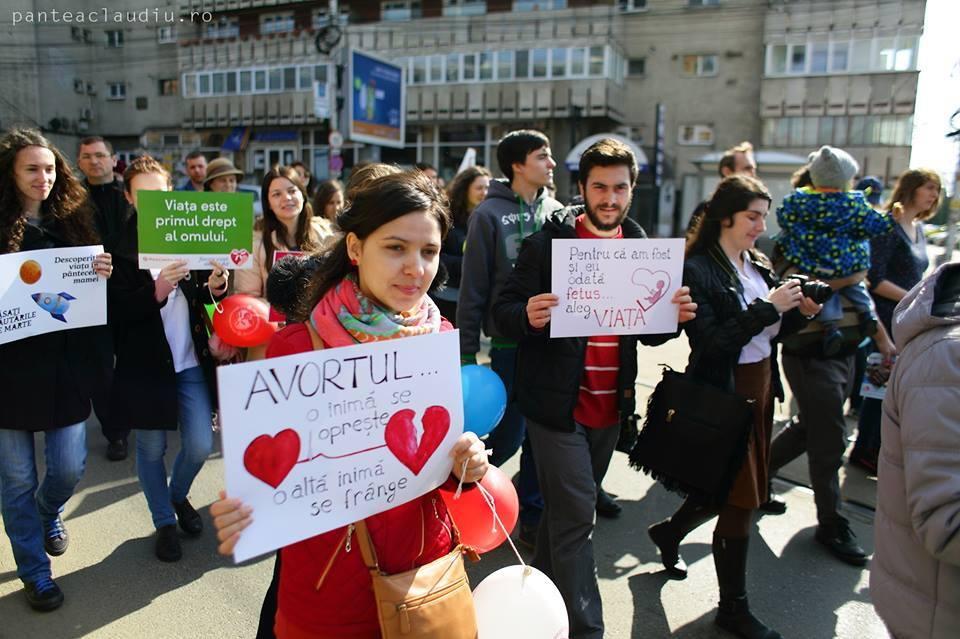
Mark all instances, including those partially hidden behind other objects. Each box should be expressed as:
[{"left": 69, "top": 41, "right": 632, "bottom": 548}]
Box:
[{"left": 628, "top": 363, "right": 755, "bottom": 505}]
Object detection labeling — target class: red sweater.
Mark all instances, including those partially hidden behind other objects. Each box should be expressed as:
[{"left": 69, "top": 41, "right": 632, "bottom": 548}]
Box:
[
  {"left": 572, "top": 216, "right": 621, "bottom": 428},
  {"left": 267, "top": 324, "right": 456, "bottom": 638}
]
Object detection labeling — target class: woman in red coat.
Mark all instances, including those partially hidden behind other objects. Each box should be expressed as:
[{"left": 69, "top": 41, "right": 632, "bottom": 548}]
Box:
[{"left": 212, "top": 170, "right": 488, "bottom": 638}]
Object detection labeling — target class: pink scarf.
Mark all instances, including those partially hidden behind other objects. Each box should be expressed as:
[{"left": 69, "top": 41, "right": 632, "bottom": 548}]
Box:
[{"left": 310, "top": 274, "right": 441, "bottom": 347}]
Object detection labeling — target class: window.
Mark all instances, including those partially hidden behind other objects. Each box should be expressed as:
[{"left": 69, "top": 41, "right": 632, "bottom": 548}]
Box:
[
  {"left": 628, "top": 57, "right": 646, "bottom": 76},
  {"left": 850, "top": 39, "right": 871, "bottom": 71},
  {"left": 299, "top": 66, "right": 313, "bottom": 90},
  {"left": 182, "top": 74, "right": 196, "bottom": 97},
  {"left": 789, "top": 44, "right": 806, "bottom": 73},
  {"left": 442, "top": 0, "right": 486, "bottom": 16},
  {"left": 269, "top": 68, "right": 283, "bottom": 91},
  {"left": 162, "top": 134, "right": 181, "bottom": 147},
  {"left": 314, "top": 65, "right": 328, "bottom": 84},
  {"left": 618, "top": 0, "right": 647, "bottom": 10},
  {"left": 532, "top": 48, "right": 548, "bottom": 78},
  {"left": 768, "top": 45, "right": 787, "bottom": 74},
  {"left": 682, "top": 54, "right": 717, "bottom": 76},
  {"left": 382, "top": 1, "right": 421, "bottom": 21},
  {"left": 261, "top": 12, "right": 295, "bottom": 35},
  {"left": 429, "top": 55, "right": 444, "bottom": 83},
  {"left": 447, "top": 54, "right": 461, "bottom": 82},
  {"left": 516, "top": 50, "right": 529, "bottom": 78},
  {"left": 678, "top": 124, "right": 715, "bottom": 146},
  {"left": 158, "top": 78, "right": 179, "bottom": 96},
  {"left": 106, "top": 30, "right": 123, "bottom": 48},
  {"left": 135, "top": 97, "right": 148, "bottom": 110},
  {"left": 412, "top": 57, "right": 426, "bottom": 84},
  {"left": 551, "top": 48, "right": 567, "bottom": 78},
  {"left": 689, "top": 0, "right": 719, "bottom": 5},
  {"left": 239, "top": 71, "right": 252, "bottom": 92},
  {"left": 204, "top": 17, "right": 239, "bottom": 39},
  {"left": 830, "top": 41, "right": 849, "bottom": 72},
  {"left": 254, "top": 70, "right": 267, "bottom": 91},
  {"left": 810, "top": 42, "right": 829, "bottom": 73},
  {"left": 157, "top": 26, "right": 176, "bottom": 44},
  {"left": 589, "top": 46, "right": 605, "bottom": 75},
  {"left": 479, "top": 52, "right": 494, "bottom": 80},
  {"left": 283, "top": 67, "right": 297, "bottom": 90},
  {"left": 893, "top": 36, "right": 918, "bottom": 70},
  {"left": 463, "top": 53, "right": 477, "bottom": 81},
  {"left": 513, "top": 0, "right": 566, "bottom": 10},
  {"left": 107, "top": 82, "right": 126, "bottom": 100},
  {"left": 497, "top": 51, "right": 513, "bottom": 80},
  {"left": 570, "top": 48, "right": 586, "bottom": 76},
  {"left": 876, "top": 36, "right": 897, "bottom": 71}
]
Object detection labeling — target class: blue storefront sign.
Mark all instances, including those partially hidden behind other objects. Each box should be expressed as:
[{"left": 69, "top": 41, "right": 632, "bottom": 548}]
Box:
[{"left": 347, "top": 48, "right": 405, "bottom": 149}]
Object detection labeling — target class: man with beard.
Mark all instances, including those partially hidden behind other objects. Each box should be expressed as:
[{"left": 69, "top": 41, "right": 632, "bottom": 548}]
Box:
[{"left": 493, "top": 138, "right": 697, "bottom": 638}]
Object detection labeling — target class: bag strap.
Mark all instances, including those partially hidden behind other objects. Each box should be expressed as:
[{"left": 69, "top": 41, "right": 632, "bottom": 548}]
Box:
[
  {"left": 353, "top": 519, "right": 381, "bottom": 573},
  {"left": 304, "top": 320, "right": 325, "bottom": 351}
]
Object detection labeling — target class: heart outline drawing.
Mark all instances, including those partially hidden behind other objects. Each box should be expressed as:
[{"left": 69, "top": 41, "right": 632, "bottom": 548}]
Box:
[
  {"left": 230, "top": 248, "right": 250, "bottom": 266},
  {"left": 631, "top": 268, "right": 671, "bottom": 312},
  {"left": 243, "top": 429, "right": 300, "bottom": 488},
  {"left": 384, "top": 406, "right": 450, "bottom": 475}
]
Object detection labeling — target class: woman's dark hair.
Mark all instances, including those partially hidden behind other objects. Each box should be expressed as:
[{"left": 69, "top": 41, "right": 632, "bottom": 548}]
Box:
[
  {"left": 446, "top": 166, "right": 491, "bottom": 229},
  {"left": 686, "top": 175, "right": 772, "bottom": 257},
  {"left": 0, "top": 128, "right": 97, "bottom": 253},
  {"left": 344, "top": 162, "right": 402, "bottom": 206},
  {"left": 260, "top": 165, "right": 321, "bottom": 273},
  {"left": 291, "top": 170, "right": 450, "bottom": 319},
  {"left": 311, "top": 179, "right": 343, "bottom": 222}
]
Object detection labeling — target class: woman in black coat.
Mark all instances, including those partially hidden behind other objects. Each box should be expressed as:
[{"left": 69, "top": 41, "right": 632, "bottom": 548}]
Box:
[
  {"left": 0, "top": 128, "right": 114, "bottom": 612},
  {"left": 648, "top": 176, "right": 820, "bottom": 639},
  {"left": 108, "top": 156, "right": 228, "bottom": 563}
]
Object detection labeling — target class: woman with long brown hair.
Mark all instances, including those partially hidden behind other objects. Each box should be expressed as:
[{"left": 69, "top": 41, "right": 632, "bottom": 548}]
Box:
[
  {"left": 235, "top": 166, "right": 337, "bottom": 304},
  {"left": 311, "top": 178, "right": 344, "bottom": 223},
  {"left": 0, "top": 128, "right": 113, "bottom": 611},
  {"left": 432, "top": 166, "right": 491, "bottom": 323},
  {"left": 649, "top": 175, "right": 820, "bottom": 639}
]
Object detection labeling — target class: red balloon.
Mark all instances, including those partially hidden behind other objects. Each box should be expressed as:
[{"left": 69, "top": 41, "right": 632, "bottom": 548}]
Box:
[
  {"left": 439, "top": 465, "right": 519, "bottom": 554},
  {"left": 212, "top": 295, "right": 277, "bottom": 347}
]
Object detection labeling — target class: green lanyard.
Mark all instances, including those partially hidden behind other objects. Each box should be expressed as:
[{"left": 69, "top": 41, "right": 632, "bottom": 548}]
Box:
[{"left": 515, "top": 195, "right": 544, "bottom": 240}]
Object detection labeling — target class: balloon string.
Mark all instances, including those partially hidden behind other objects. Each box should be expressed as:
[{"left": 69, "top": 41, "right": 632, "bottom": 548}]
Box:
[{"left": 476, "top": 482, "right": 527, "bottom": 568}]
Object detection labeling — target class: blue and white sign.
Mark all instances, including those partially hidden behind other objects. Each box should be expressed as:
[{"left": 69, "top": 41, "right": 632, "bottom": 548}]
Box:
[{"left": 347, "top": 48, "right": 405, "bottom": 149}]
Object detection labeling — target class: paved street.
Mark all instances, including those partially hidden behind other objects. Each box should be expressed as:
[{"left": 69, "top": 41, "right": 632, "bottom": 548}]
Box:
[{"left": 0, "top": 336, "right": 887, "bottom": 639}]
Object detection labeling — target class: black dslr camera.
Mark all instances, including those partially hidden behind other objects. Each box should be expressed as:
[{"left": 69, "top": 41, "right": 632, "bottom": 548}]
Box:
[{"left": 785, "top": 274, "right": 833, "bottom": 305}]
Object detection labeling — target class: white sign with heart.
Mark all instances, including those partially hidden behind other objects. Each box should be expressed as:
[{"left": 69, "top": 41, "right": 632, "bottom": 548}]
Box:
[{"left": 549, "top": 238, "right": 685, "bottom": 338}]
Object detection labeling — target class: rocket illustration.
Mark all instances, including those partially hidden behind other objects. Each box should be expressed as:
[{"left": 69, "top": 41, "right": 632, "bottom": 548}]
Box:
[{"left": 31, "top": 292, "right": 76, "bottom": 323}]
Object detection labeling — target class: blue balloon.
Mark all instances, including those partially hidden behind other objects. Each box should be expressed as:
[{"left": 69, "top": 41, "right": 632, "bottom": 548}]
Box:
[{"left": 461, "top": 365, "right": 507, "bottom": 438}]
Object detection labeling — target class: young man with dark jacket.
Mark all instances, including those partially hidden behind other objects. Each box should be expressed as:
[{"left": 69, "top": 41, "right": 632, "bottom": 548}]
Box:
[
  {"left": 457, "top": 130, "right": 563, "bottom": 541},
  {"left": 493, "top": 138, "right": 696, "bottom": 638},
  {"left": 77, "top": 135, "right": 130, "bottom": 460}
]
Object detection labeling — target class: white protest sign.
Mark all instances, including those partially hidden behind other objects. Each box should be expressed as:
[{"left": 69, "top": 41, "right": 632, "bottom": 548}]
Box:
[
  {"left": 0, "top": 245, "right": 106, "bottom": 345},
  {"left": 550, "top": 238, "right": 684, "bottom": 338},
  {"left": 218, "top": 330, "right": 464, "bottom": 562}
]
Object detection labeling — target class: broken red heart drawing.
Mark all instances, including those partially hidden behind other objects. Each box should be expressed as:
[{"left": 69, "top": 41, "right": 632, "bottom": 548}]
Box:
[
  {"left": 384, "top": 406, "right": 451, "bottom": 475},
  {"left": 631, "top": 268, "right": 671, "bottom": 311},
  {"left": 230, "top": 248, "right": 250, "bottom": 266},
  {"left": 243, "top": 429, "right": 301, "bottom": 488}
]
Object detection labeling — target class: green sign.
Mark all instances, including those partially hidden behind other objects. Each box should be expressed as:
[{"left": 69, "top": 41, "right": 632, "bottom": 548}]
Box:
[{"left": 136, "top": 190, "right": 255, "bottom": 269}]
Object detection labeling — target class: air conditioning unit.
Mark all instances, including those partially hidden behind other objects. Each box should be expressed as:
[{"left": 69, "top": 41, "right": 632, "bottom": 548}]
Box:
[
  {"left": 86, "top": 83, "right": 97, "bottom": 96},
  {"left": 74, "top": 79, "right": 84, "bottom": 93},
  {"left": 79, "top": 107, "right": 93, "bottom": 121},
  {"left": 77, "top": 119, "right": 89, "bottom": 132}
]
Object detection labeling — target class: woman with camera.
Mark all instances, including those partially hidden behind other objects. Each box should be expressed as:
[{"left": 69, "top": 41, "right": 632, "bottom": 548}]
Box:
[{"left": 648, "top": 175, "right": 820, "bottom": 639}]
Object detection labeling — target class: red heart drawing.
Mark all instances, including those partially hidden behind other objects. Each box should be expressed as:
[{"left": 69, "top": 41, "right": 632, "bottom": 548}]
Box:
[
  {"left": 243, "top": 429, "right": 300, "bottom": 488},
  {"left": 384, "top": 406, "right": 450, "bottom": 475},
  {"left": 631, "top": 268, "right": 671, "bottom": 311},
  {"left": 230, "top": 248, "right": 250, "bottom": 266}
]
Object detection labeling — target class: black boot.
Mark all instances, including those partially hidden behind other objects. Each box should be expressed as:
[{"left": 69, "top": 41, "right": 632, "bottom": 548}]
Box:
[
  {"left": 713, "top": 534, "right": 781, "bottom": 639},
  {"left": 649, "top": 499, "right": 717, "bottom": 578}
]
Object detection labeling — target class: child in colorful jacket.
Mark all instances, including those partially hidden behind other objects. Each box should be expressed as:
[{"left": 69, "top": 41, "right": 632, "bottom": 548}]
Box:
[{"left": 775, "top": 145, "right": 893, "bottom": 355}]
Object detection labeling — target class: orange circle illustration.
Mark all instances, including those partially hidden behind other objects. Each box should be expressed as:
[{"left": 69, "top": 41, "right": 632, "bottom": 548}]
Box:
[{"left": 19, "top": 260, "right": 42, "bottom": 284}]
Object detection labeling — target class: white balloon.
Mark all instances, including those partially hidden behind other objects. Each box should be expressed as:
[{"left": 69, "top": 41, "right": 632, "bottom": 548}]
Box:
[{"left": 472, "top": 565, "right": 569, "bottom": 639}]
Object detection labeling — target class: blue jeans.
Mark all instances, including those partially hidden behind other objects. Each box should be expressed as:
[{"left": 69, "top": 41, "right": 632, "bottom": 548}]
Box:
[
  {"left": 486, "top": 347, "right": 543, "bottom": 526},
  {"left": 136, "top": 366, "right": 214, "bottom": 529},
  {"left": 820, "top": 282, "right": 874, "bottom": 323},
  {"left": 0, "top": 421, "right": 86, "bottom": 583}
]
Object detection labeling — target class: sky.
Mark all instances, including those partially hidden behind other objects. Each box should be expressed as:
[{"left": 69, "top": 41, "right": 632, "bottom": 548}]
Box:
[{"left": 911, "top": 0, "right": 960, "bottom": 193}]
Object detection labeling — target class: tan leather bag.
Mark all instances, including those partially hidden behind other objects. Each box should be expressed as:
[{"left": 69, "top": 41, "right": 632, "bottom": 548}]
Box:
[{"left": 354, "top": 519, "right": 478, "bottom": 639}]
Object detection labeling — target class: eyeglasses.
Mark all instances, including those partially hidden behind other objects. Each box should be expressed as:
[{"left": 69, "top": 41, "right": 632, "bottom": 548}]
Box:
[{"left": 79, "top": 153, "right": 111, "bottom": 161}]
